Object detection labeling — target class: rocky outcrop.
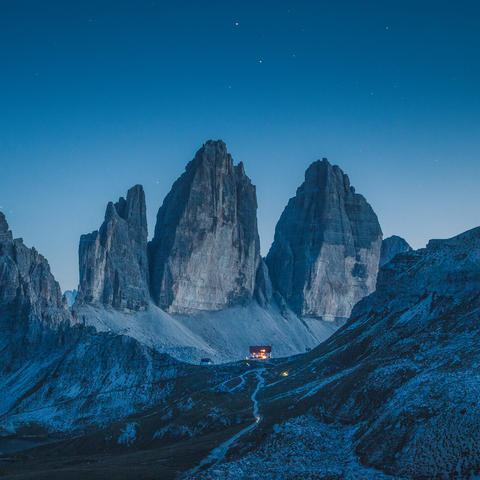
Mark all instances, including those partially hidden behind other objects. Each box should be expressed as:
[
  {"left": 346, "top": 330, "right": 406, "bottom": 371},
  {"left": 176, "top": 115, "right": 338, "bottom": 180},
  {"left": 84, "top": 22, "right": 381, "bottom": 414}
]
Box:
[
  {"left": 254, "top": 259, "right": 274, "bottom": 308},
  {"left": 149, "top": 140, "right": 260, "bottom": 313},
  {"left": 0, "top": 212, "right": 11, "bottom": 243},
  {"left": 0, "top": 212, "right": 71, "bottom": 328},
  {"left": 63, "top": 289, "right": 77, "bottom": 307},
  {"left": 76, "top": 185, "right": 149, "bottom": 312},
  {"left": 379, "top": 235, "right": 412, "bottom": 267},
  {"left": 266, "top": 158, "right": 382, "bottom": 320}
]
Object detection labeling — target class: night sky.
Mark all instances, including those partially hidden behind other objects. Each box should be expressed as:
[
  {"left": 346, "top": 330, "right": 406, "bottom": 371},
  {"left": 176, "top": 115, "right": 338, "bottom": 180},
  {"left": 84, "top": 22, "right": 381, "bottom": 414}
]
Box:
[{"left": 1, "top": 0, "right": 479, "bottom": 290}]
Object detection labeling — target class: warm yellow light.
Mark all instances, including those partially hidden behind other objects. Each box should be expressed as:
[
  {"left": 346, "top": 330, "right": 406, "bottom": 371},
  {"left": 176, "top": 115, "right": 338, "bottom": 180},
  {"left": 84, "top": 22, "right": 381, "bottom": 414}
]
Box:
[{"left": 281, "top": 371, "right": 289, "bottom": 376}]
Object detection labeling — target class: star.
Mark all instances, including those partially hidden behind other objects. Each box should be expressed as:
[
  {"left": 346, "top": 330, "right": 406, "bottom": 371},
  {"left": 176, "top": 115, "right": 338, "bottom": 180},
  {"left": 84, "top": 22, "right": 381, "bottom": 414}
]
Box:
[
  {"left": 258, "top": 59, "right": 263, "bottom": 64},
  {"left": 234, "top": 21, "right": 239, "bottom": 27},
  {"left": 385, "top": 26, "right": 390, "bottom": 30}
]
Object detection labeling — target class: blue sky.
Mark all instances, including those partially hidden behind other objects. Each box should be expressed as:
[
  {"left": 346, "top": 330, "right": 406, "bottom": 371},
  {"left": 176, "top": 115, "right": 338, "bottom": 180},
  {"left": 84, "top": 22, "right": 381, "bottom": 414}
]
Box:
[{"left": 1, "top": 0, "right": 479, "bottom": 290}]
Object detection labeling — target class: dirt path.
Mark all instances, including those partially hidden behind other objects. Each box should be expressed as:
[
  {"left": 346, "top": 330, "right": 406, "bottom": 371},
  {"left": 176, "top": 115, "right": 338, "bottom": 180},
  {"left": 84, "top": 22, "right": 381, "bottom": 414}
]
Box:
[
  {"left": 187, "top": 368, "right": 265, "bottom": 477},
  {"left": 216, "top": 371, "right": 248, "bottom": 393}
]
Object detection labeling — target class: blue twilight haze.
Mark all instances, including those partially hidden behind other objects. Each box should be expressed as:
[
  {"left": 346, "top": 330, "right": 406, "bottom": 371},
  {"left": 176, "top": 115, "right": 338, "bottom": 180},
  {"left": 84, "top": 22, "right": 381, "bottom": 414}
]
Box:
[{"left": 0, "top": 0, "right": 479, "bottom": 290}]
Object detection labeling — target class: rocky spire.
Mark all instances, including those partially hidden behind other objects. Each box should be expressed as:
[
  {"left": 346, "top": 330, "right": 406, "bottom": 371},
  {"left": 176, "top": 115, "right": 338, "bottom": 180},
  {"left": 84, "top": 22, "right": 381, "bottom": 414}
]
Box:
[
  {"left": 0, "top": 212, "right": 13, "bottom": 243},
  {"left": 148, "top": 140, "right": 261, "bottom": 313},
  {"left": 76, "top": 185, "right": 150, "bottom": 311},
  {"left": 266, "top": 158, "right": 383, "bottom": 320},
  {"left": 0, "top": 212, "right": 7, "bottom": 231},
  {"left": 380, "top": 235, "right": 412, "bottom": 267},
  {"left": 0, "top": 212, "right": 71, "bottom": 327}
]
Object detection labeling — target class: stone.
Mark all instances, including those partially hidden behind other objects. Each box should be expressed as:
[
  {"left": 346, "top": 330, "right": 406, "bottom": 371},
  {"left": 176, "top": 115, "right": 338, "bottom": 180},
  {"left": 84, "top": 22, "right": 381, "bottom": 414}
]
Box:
[
  {"left": 76, "top": 185, "right": 149, "bottom": 311},
  {"left": 266, "top": 158, "right": 382, "bottom": 320},
  {"left": 149, "top": 140, "right": 261, "bottom": 313}
]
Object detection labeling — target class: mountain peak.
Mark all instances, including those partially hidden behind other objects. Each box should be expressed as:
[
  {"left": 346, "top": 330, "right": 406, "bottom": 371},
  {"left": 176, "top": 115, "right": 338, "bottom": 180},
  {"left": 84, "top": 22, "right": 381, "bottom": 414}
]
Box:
[
  {"left": 0, "top": 211, "right": 8, "bottom": 233},
  {"left": 266, "top": 158, "right": 382, "bottom": 319},
  {"left": 0, "top": 212, "right": 70, "bottom": 327},
  {"left": 0, "top": 212, "right": 13, "bottom": 243},
  {"left": 204, "top": 138, "right": 227, "bottom": 149},
  {"left": 77, "top": 184, "right": 149, "bottom": 311},
  {"left": 380, "top": 235, "right": 412, "bottom": 267},
  {"left": 302, "top": 158, "right": 356, "bottom": 196},
  {"left": 187, "top": 139, "right": 232, "bottom": 174},
  {"left": 149, "top": 141, "right": 260, "bottom": 313}
]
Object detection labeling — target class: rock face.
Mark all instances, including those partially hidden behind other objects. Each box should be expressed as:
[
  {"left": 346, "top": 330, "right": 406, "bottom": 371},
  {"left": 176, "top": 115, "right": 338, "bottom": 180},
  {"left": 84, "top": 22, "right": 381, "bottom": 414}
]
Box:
[
  {"left": 380, "top": 235, "right": 412, "bottom": 267},
  {"left": 76, "top": 185, "right": 149, "bottom": 311},
  {"left": 254, "top": 259, "right": 274, "bottom": 308},
  {"left": 149, "top": 140, "right": 260, "bottom": 313},
  {"left": 63, "top": 289, "right": 77, "bottom": 307},
  {"left": 266, "top": 158, "right": 382, "bottom": 320},
  {"left": 0, "top": 212, "right": 71, "bottom": 328}
]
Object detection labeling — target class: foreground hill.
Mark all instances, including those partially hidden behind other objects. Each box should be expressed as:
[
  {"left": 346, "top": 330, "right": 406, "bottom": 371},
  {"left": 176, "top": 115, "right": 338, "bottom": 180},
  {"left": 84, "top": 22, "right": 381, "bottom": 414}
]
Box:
[{"left": 193, "top": 226, "right": 480, "bottom": 479}]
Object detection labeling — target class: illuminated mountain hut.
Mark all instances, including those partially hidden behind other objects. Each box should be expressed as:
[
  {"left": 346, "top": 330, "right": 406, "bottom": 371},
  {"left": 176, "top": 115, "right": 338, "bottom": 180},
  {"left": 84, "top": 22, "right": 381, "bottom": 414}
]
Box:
[{"left": 249, "top": 346, "right": 272, "bottom": 360}]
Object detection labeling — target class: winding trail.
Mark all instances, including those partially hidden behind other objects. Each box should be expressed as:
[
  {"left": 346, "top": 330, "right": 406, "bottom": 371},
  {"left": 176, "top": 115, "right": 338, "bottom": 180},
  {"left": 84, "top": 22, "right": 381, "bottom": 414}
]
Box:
[
  {"left": 216, "top": 371, "right": 248, "bottom": 393},
  {"left": 188, "top": 368, "right": 265, "bottom": 477}
]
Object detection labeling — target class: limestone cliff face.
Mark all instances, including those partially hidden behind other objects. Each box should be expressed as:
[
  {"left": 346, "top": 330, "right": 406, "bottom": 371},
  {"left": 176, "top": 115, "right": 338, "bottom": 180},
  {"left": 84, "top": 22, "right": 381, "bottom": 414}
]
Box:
[
  {"left": 380, "top": 235, "right": 412, "bottom": 267},
  {"left": 266, "top": 158, "right": 382, "bottom": 320},
  {"left": 254, "top": 259, "right": 274, "bottom": 308},
  {"left": 0, "top": 212, "right": 71, "bottom": 328},
  {"left": 76, "top": 185, "right": 149, "bottom": 311},
  {"left": 149, "top": 140, "right": 261, "bottom": 313}
]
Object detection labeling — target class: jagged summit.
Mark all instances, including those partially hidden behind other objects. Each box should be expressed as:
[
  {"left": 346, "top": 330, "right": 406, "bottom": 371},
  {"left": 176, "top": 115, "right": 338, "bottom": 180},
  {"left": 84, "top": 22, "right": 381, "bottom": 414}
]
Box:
[
  {"left": 0, "top": 211, "right": 12, "bottom": 243},
  {"left": 149, "top": 140, "right": 261, "bottom": 313},
  {"left": 266, "top": 158, "right": 382, "bottom": 320},
  {"left": 380, "top": 235, "right": 412, "bottom": 267},
  {"left": 0, "top": 211, "right": 8, "bottom": 232},
  {"left": 76, "top": 184, "right": 149, "bottom": 312},
  {"left": 188, "top": 139, "right": 230, "bottom": 166},
  {"left": 0, "top": 212, "right": 71, "bottom": 328}
]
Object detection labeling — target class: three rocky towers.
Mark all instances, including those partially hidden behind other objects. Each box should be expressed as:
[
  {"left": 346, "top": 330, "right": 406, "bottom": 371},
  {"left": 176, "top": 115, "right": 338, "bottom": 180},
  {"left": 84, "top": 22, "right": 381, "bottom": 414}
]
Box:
[{"left": 75, "top": 140, "right": 383, "bottom": 321}]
